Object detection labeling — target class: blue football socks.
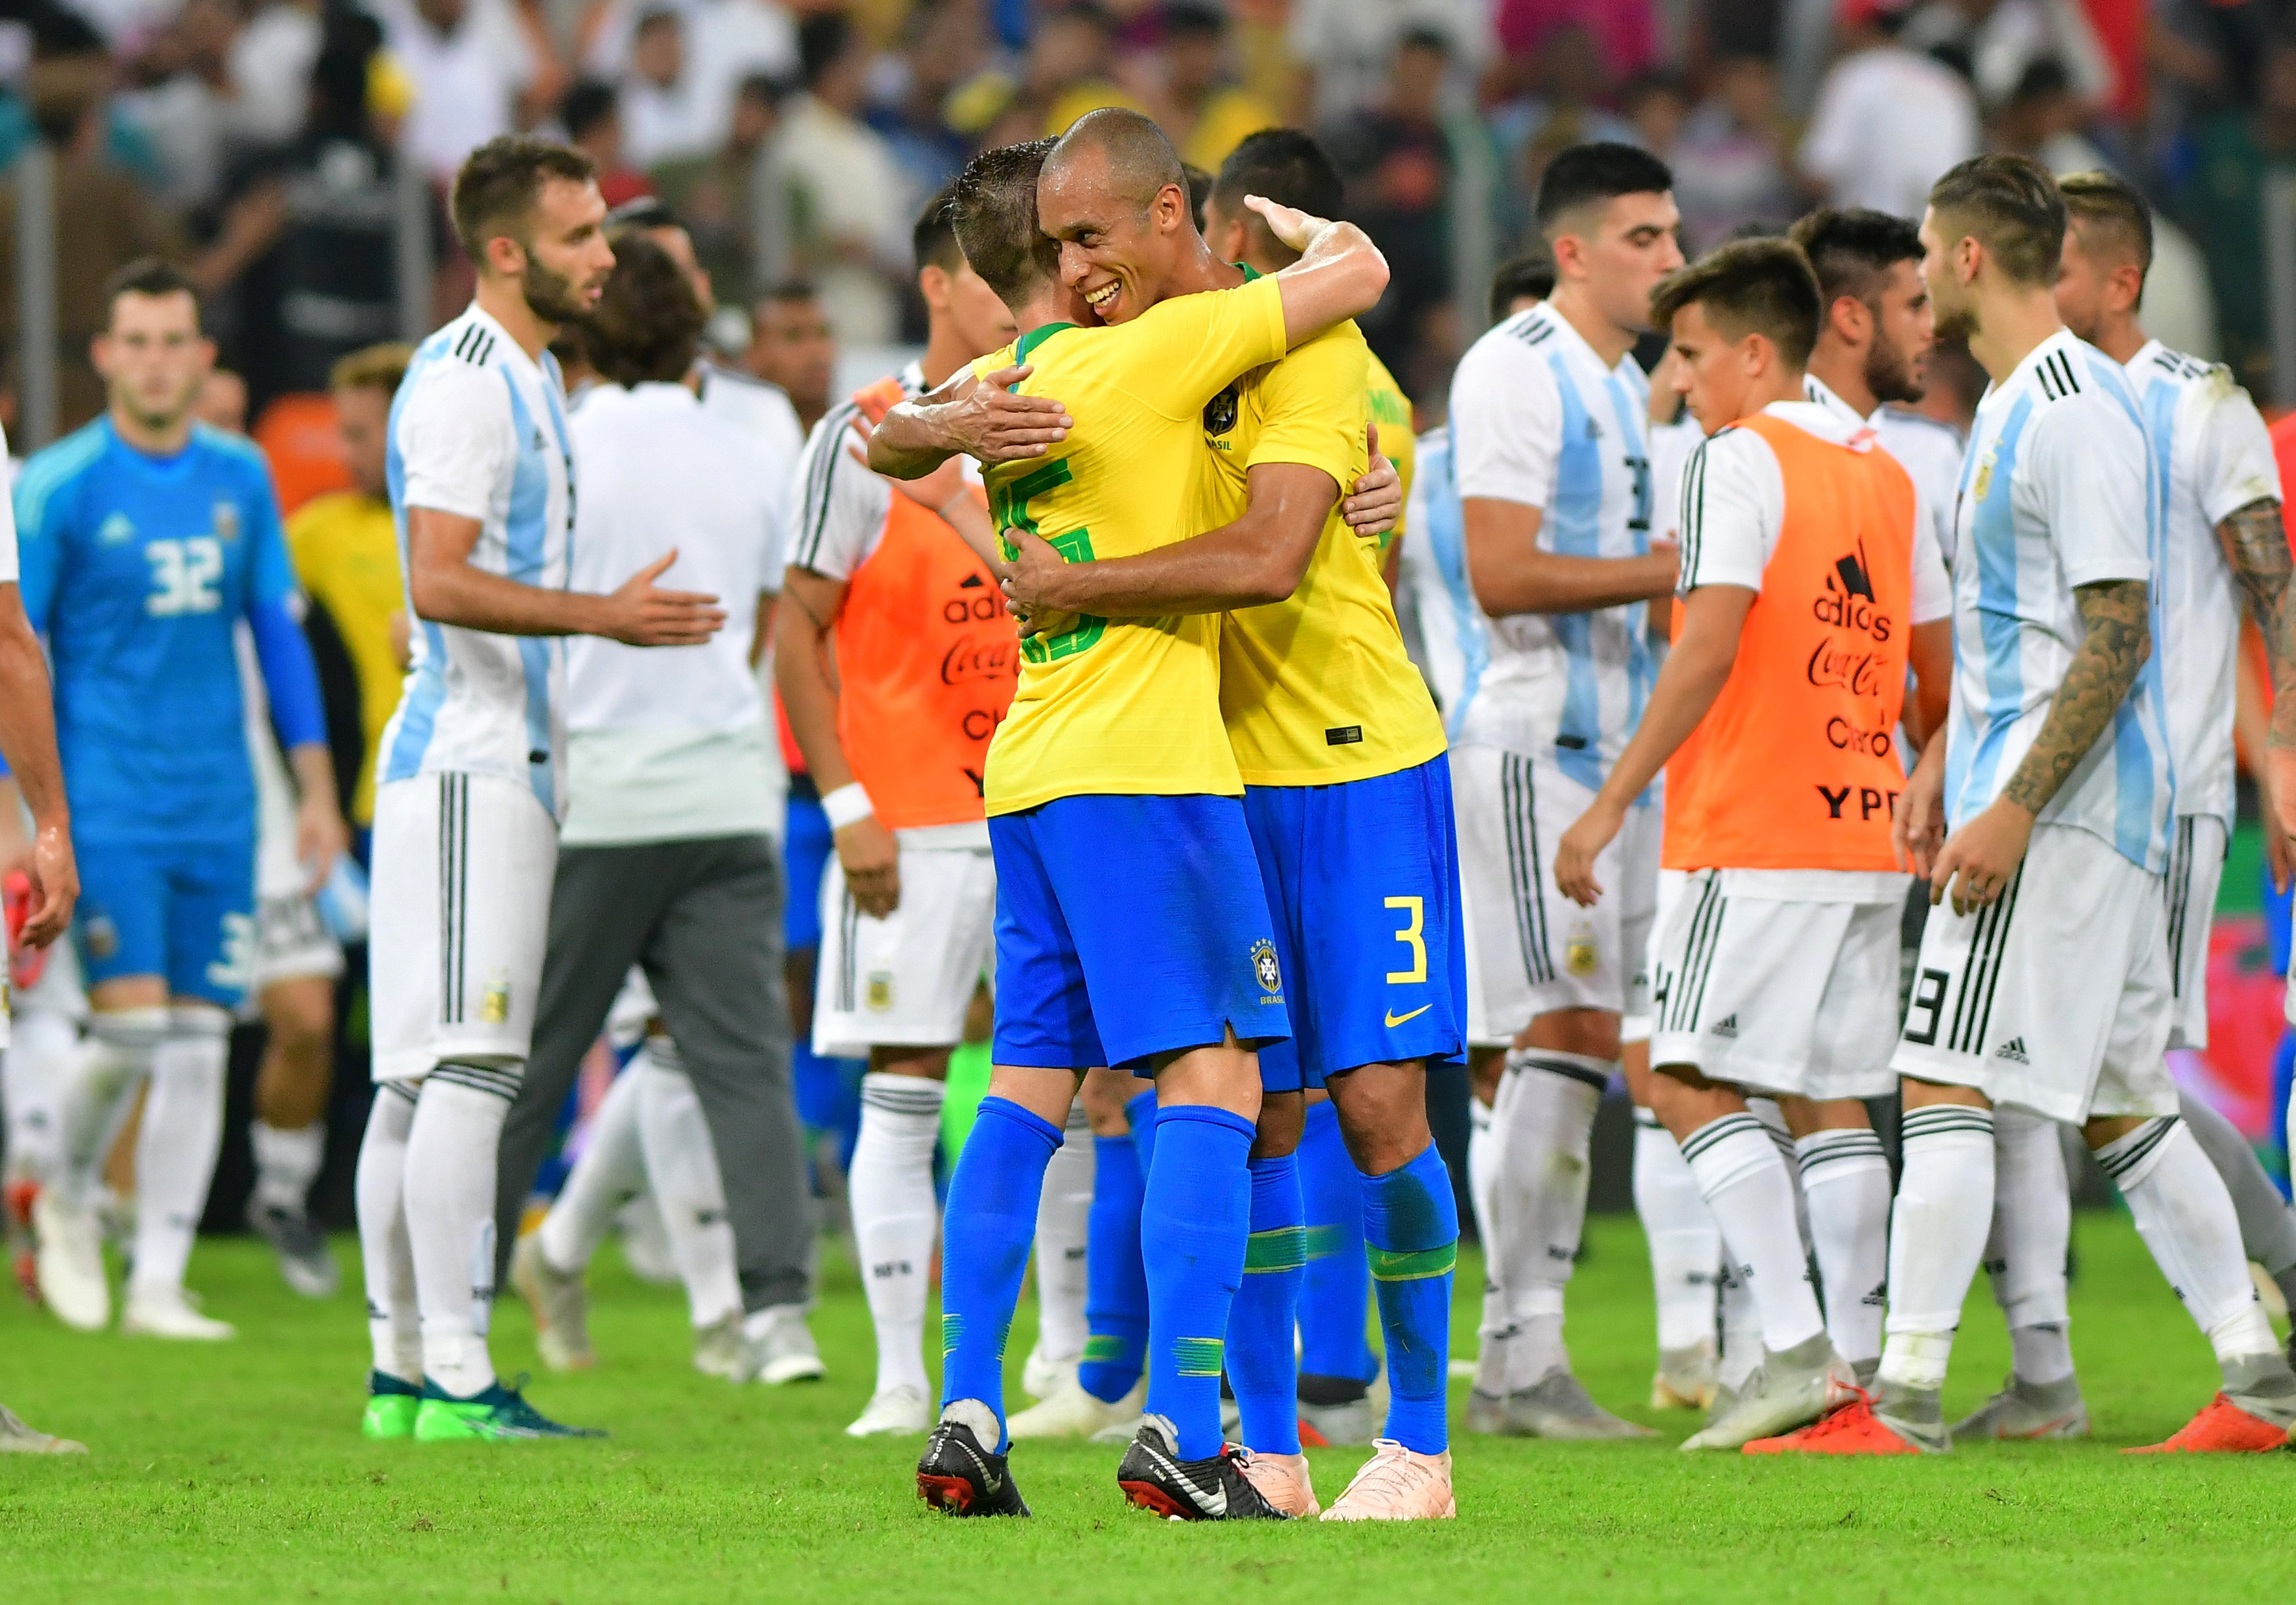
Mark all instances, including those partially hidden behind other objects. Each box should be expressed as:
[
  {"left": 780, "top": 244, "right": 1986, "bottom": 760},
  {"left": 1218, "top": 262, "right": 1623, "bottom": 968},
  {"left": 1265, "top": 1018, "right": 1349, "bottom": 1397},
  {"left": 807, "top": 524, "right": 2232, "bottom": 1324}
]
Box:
[
  {"left": 1139, "top": 1102, "right": 1254, "bottom": 1461},
  {"left": 937, "top": 1096, "right": 1063, "bottom": 1450},
  {"left": 1078, "top": 1129, "right": 1149, "bottom": 1404},
  {"left": 1127, "top": 1088, "right": 1158, "bottom": 1176},
  {"left": 1228, "top": 1152, "right": 1306, "bottom": 1455},
  {"left": 1298, "top": 1098, "right": 1377, "bottom": 1386},
  {"left": 1362, "top": 1142, "right": 1458, "bottom": 1455}
]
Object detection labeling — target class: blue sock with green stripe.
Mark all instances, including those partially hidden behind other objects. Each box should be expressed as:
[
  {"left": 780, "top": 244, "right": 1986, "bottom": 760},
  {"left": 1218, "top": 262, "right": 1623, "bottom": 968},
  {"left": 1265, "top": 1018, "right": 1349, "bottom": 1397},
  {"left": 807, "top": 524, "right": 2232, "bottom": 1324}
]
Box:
[
  {"left": 1363, "top": 1142, "right": 1458, "bottom": 1455},
  {"left": 1141, "top": 1103, "right": 1254, "bottom": 1461},
  {"left": 937, "top": 1096, "right": 1063, "bottom": 1450},
  {"left": 1078, "top": 1131, "right": 1149, "bottom": 1403},
  {"left": 1297, "top": 1099, "right": 1376, "bottom": 1386},
  {"left": 1227, "top": 1152, "right": 1305, "bottom": 1454}
]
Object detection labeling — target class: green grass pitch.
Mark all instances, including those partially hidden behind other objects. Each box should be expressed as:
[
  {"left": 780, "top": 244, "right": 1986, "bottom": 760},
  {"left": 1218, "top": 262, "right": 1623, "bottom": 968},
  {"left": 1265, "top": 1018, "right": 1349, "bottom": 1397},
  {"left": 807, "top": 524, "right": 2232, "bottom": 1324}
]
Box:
[{"left": 1, "top": 1213, "right": 2287, "bottom": 1602}]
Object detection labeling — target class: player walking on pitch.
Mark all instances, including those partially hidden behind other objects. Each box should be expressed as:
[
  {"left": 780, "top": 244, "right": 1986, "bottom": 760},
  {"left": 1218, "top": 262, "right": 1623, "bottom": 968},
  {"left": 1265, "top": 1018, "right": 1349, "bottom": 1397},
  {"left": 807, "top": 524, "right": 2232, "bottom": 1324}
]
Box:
[
  {"left": 355, "top": 136, "right": 723, "bottom": 1443},
  {"left": 1759, "top": 154, "right": 2296, "bottom": 1457}
]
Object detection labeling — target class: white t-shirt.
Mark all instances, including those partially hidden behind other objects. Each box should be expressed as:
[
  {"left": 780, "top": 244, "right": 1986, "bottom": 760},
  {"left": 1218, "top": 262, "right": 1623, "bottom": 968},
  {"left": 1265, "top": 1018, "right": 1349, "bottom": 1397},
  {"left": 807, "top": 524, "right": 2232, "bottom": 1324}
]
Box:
[
  {"left": 560, "top": 381, "right": 784, "bottom": 846},
  {"left": 2123, "top": 339, "right": 2283, "bottom": 824},
  {"left": 697, "top": 362, "right": 806, "bottom": 532},
  {"left": 1798, "top": 45, "right": 1981, "bottom": 220},
  {"left": 1446, "top": 302, "right": 1656, "bottom": 789},
  {"left": 377, "top": 0, "right": 537, "bottom": 182},
  {"left": 1804, "top": 372, "right": 1967, "bottom": 569},
  {"left": 1942, "top": 329, "right": 2171, "bottom": 872},
  {"left": 380, "top": 304, "right": 574, "bottom": 818}
]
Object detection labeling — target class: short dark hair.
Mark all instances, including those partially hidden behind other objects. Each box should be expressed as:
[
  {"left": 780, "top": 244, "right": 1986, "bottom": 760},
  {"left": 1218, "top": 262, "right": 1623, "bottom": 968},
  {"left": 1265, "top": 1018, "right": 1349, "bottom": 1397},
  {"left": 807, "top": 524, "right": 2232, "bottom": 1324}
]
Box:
[
  {"left": 605, "top": 194, "right": 680, "bottom": 236},
  {"left": 102, "top": 258, "right": 203, "bottom": 332},
  {"left": 1927, "top": 153, "right": 2065, "bottom": 288},
  {"left": 1650, "top": 238, "right": 1822, "bottom": 369},
  {"left": 1210, "top": 128, "right": 1344, "bottom": 235},
  {"left": 1183, "top": 164, "right": 1214, "bottom": 231},
  {"left": 1536, "top": 141, "right": 1674, "bottom": 236},
  {"left": 561, "top": 79, "right": 620, "bottom": 142},
  {"left": 330, "top": 342, "right": 413, "bottom": 395},
  {"left": 1050, "top": 106, "right": 1187, "bottom": 217},
  {"left": 1789, "top": 206, "right": 1924, "bottom": 310},
  {"left": 797, "top": 11, "right": 853, "bottom": 88},
  {"left": 583, "top": 233, "right": 704, "bottom": 386},
  {"left": 451, "top": 135, "right": 597, "bottom": 262},
  {"left": 953, "top": 138, "right": 1061, "bottom": 302},
  {"left": 2057, "top": 168, "right": 2154, "bottom": 280},
  {"left": 913, "top": 181, "right": 963, "bottom": 275},
  {"left": 1489, "top": 253, "right": 1556, "bottom": 322}
]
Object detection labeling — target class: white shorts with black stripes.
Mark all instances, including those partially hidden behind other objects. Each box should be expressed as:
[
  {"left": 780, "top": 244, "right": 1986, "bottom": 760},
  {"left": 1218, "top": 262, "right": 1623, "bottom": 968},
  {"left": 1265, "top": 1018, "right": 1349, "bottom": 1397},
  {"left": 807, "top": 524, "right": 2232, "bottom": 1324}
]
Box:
[
  {"left": 2162, "top": 813, "right": 2225, "bottom": 1051},
  {"left": 1647, "top": 868, "right": 1906, "bottom": 1101},
  {"left": 1892, "top": 822, "right": 2175, "bottom": 1125},
  {"left": 1450, "top": 745, "right": 1659, "bottom": 1045},
  {"left": 368, "top": 771, "right": 558, "bottom": 1085},
  {"left": 812, "top": 837, "right": 995, "bottom": 1059}
]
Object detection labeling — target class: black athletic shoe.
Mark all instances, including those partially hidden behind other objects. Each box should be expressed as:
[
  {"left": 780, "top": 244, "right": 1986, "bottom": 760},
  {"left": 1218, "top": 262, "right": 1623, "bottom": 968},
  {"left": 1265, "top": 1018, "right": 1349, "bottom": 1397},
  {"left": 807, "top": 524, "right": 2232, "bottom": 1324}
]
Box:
[
  {"left": 1115, "top": 1414, "right": 1287, "bottom": 1521},
  {"left": 916, "top": 1416, "right": 1031, "bottom": 1517}
]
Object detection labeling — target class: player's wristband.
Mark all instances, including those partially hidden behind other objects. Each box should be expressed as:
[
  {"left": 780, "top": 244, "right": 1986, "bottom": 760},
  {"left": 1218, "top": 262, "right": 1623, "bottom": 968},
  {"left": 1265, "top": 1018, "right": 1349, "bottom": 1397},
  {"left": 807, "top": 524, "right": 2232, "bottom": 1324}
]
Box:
[{"left": 821, "top": 782, "right": 876, "bottom": 830}]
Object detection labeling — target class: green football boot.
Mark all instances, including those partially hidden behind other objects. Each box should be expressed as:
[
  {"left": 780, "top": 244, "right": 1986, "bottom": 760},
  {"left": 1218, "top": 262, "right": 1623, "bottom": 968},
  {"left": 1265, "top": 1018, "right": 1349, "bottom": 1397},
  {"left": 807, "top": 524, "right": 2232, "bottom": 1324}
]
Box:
[
  {"left": 361, "top": 1372, "right": 422, "bottom": 1440},
  {"left": 412, "top": 1374, "right": 606, "bottom": 1442}
]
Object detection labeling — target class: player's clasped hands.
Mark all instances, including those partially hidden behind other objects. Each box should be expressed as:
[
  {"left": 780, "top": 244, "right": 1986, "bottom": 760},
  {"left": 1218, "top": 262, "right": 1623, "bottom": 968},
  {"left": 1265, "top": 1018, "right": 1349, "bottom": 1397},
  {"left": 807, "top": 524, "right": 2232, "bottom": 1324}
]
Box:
[
  {"left": 604, "top": 549, "right": 726, "bottom": 647},
  {"left": 994, "top": 527, "right": 1068, "bottom": 636}
]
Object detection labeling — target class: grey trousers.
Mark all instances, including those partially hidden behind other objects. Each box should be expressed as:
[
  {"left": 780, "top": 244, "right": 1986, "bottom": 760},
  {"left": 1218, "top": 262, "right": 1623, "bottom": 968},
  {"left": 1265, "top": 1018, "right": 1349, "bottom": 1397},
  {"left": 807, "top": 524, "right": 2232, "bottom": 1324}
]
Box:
[{"left": 492, "top": 832, "right": 810, "bottom": 1312}]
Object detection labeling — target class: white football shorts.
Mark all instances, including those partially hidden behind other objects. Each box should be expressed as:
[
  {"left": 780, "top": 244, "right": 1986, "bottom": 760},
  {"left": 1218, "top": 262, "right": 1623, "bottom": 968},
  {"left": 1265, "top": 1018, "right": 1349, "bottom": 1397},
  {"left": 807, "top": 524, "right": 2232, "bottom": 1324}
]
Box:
[
  {"left": 2162, "top": 813, "right": 2224, "bottom": 1052},
  {"left": 812, "top": 838, "right": 994, "bottom": 1059},
  {"left": 1893, "top": 822, "right": 2175, "bottom": 1125},
  {"left": 369, "top": 771, "right": 558, "bottom": 1085}
]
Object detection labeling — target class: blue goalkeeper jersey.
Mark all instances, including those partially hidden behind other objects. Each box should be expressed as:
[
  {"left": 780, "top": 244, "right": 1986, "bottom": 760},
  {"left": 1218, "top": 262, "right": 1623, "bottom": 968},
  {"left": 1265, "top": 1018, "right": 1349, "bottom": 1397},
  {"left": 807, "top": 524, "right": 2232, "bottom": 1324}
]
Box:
[{"left": 14, "top": 418, "right": 324, "bottom": 846}]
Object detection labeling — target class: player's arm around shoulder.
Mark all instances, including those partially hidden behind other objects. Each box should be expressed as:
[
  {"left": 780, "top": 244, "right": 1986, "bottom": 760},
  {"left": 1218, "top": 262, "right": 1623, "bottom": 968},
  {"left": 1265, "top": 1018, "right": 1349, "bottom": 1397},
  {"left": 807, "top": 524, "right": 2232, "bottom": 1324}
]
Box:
[{"left": 865, "top": 360, "right": 1073, "bottom": 478}]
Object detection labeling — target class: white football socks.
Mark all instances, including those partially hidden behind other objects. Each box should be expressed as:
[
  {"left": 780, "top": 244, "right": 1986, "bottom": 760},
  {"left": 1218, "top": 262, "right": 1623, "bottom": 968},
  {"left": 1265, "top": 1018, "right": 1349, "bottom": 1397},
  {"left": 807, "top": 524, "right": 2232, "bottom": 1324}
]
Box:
[
  {"left": 634, "top": 1039, "right": 742, "bottom": 1330},
  {"left": 128, "top": 1008, "right": 230, "bottom": 1299},
  {"left": 1877, "top": 1104, "right": 1996, "bottom": 1395},
  {"left": 250, "top": 1120, "right": 326, "bottom": 1215},
  {"left": 1679, "top": 1110, "right": 1824, "bottom": 1355},
  {"left": 355, "top": 1081, "right": 421, "bottom": 1383},
  {"left": 1033, "top": 1099, "right": 1094, "bottom": 1369},
  {"left": 2095, "top": 1116, "right": 2283, "bottom": 1375},
  {"left": 1, "top": 1006, "right": 78, "bottom": 1186},
  {"left": 1491, "top": 1051, "right": 1605, "bottom": 1391},
  {"left": 1716, "top": 1259, "right": 1761, "bottom": 1392},
  {"left": 848, "top": 1072, "right": 946, "bottom": 1398},
  {"left": 1984, "top": 1107, "right": 2074, "bottom": 1385},
  {"left": 2177, "top": 1088, "right": 2296, "bottom": 1310},
  {"left": 1632, "top": 1106, "right": 1721, "bottom": 1355},
  {"left": 1467, "top": 1081, "right": 1507, "bottom": 1393},
  {"left": 1794, "top": 1127, "right": 1891, "bottom": 1369},
  {"left": 60, "top": 1009, "right": 165, "bottom": 1202},
  {"left": 538, "top": 1065, "right": 646, "bottom": 1275},
  {"left": 405, "top": 1064, "right": 520, "bottom": 1399}
]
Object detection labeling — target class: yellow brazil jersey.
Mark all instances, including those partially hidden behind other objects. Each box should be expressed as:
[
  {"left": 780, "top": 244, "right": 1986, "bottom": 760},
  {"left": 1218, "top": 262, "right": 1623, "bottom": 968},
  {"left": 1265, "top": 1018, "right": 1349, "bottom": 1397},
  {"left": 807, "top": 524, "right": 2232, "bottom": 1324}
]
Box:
[
  {"left": 977, "top": 272, "right": 1290, "bottom": 815},
  {"left": 1366, "top": 351, "right": 1415, "bottom": 551},
  {"left": 1202, "top": 317, "right": 1447, "bottom": 787},
  {"left": 285, "top": 489, "right": 403, "bottom": 825}
]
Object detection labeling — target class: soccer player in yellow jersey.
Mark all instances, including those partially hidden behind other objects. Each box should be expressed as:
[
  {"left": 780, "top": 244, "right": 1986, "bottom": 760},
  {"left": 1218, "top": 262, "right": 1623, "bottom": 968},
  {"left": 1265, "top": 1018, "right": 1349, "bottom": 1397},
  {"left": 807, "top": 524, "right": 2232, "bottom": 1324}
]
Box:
[
  {"left": 868, "top": 123, "right": 1392, "bottom": 1520},
  {"left": 994, "top": 121, "right": 1462, "bottom": 1521}
]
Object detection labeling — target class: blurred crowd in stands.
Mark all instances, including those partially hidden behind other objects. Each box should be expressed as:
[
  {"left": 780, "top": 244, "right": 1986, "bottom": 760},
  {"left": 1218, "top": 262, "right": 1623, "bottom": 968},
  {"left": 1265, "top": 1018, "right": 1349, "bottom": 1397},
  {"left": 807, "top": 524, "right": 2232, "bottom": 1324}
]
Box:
[{"left": 3, "top": 0, "right": 2296, "bottom": 440}]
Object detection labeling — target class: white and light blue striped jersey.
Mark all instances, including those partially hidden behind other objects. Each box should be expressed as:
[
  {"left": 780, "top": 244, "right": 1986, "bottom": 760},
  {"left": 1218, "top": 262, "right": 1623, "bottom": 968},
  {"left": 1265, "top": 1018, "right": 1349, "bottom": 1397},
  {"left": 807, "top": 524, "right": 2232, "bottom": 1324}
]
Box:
[
  {"left": 379, "top": 304, "right": 575, "bottom": 819},
  {"left": 1446, "top": 302, "right": 1657, "bottom": 789},
  {"left": 2122, "top": 339, "right": 2281, "bottom": 825},
  {"left": 1395, "top": 427, "right": 1486, "bottom": 720},
  {"left": 1942, "top": 329, "right": 2171, "bottom": 872},
  {"left": 1804, "top": 371, "right": 1967, "bottom": 568}
]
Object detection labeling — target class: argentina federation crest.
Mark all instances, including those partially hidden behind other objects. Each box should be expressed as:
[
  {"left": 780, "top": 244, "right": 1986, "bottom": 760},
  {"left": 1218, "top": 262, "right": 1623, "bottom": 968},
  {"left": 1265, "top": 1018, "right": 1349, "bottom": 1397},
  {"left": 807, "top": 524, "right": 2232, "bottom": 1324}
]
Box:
[{"left": 1250, "top": 938, "right": 1282, "bottom": 999}]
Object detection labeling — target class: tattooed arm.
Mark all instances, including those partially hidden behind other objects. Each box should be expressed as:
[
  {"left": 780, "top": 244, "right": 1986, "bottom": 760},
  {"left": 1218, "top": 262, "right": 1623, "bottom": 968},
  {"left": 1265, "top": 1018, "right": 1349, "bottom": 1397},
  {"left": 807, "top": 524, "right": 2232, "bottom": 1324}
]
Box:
[
  {"left": 1929, "top": 578, "right": 2150, "bottom": 912},
  {"left": 2217, "top": 496, "right": 2296, "bottom": 875}
]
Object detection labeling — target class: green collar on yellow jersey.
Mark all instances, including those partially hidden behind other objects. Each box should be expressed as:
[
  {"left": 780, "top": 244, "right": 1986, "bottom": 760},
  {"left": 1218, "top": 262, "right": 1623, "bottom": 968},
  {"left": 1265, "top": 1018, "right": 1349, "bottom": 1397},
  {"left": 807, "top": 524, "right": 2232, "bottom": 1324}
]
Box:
[{"left": 1015, "top": 322, "right": 1076, "bottom": 364}]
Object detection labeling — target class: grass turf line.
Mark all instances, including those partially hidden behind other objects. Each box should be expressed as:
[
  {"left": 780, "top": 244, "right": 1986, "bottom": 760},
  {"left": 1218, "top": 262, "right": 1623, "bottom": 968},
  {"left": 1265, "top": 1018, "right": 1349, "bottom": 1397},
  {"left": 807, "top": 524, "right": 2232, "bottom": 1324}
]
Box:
[{"left": 1, "top": 1213, "right": 2287, "bottom": 1602}]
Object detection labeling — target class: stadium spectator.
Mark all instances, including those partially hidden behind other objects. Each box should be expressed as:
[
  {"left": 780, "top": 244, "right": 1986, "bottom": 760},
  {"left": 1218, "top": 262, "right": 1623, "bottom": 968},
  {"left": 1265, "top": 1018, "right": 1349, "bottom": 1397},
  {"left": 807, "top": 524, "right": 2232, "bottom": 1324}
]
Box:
[
  {"left": 650, "top": 72, "right": 784, "bottom": 314},
  {"left": 1286, "top": 0, "right": 1491, "bottom": 123},
  {"left": 2177, "top": 22, "right": 2296, "bottom": 400},
  {"left": 867, "top": 0, "right": 984, "bottom": 201},
  {"left": 619, "top": 9, "right": 718, "bottom": 168},
  {"left": 1797, "top": 0, "right": 1981, "bottom": 219},
  {"left": 1155, "top": 1, "right": 1279, "bottom": 171},
  {"left": 1323, "top": 27, "right": 1456, "bottom": 383},
  {"left": 562, "top": 77, "right": 652, "bottom": 206},
  {"left": 375, "top": 0, "right": 549, "bottom": 184},
  {"left": 1899, "top": 0, "right": 2116, "bottom": 113},
  {"left": 1669, "top": 54, "right": 1797, "bottom": 253},
  {"left": 743, "top": 279, "right": 833, "bottom": 434}
]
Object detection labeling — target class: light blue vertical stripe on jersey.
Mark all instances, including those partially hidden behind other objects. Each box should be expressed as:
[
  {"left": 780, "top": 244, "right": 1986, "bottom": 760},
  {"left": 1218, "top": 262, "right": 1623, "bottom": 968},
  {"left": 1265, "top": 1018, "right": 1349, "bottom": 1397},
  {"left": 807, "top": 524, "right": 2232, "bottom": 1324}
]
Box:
[
  {"left": 501, "top": 375, "right": 559, "bottom": 816},
  {"left": 380, "top": 331, "right": 457, "bottom": 782},
  {"left": 1546, "top": 351, "right": 1605, "bottom": 790},
  {"left": 1424, "top": 436, "right": 1489, "bottom": 742},
  {"left": 1601, "top": 371, "right": 1658, "bottom": 803},
  {"left": 1950, "top": 396, "right": 2034, "bottom": 825},
  {"left": 2107, "top": 353, "right": 2172, "bottom": 861}
]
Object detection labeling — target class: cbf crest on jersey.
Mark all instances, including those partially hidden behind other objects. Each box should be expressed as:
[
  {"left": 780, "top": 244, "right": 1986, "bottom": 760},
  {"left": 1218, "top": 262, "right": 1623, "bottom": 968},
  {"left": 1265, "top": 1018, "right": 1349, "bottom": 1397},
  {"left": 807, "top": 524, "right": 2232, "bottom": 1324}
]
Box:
[
  {"left": 1250, "top": 937, "right": 1282, "bottom": 998},
  {"left": 1204, "top": 384, "right": 1239, "bottom": 437}
]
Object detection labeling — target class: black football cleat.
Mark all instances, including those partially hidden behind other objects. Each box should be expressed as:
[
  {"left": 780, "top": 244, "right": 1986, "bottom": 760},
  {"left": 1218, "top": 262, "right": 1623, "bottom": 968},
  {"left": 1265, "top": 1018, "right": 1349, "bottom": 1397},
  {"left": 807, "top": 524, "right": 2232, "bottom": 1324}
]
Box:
[
  {"left": 916, "top": 1414, "right": 1031, "bottom": 1517},
  {"left": 1115, "top": 1414, "right": 1287, "bottom": 1521}
]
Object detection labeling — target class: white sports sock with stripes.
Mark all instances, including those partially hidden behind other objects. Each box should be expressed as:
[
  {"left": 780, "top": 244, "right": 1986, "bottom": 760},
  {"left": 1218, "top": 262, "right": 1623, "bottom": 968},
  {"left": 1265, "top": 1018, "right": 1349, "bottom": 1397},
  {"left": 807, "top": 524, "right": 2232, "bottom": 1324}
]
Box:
[
  {"left": 1494, "top": 1050, "right": 1605, "bottom": 1391},
  {"left": 405, "top": 1063, "right": 520, "bottom": 1398},
  {"left": 1467, "top": 1079, "right": 1509, "bottom": 1395},
  {"left": 1716, "top": 1258, "right": 1761, "bottom": 1392},
  {"left": 356, "top": 1081, "right": 422, "bottom": 1383},
  {"left": 1633, "top": 1106, "right": 1721, "bottom": 1355},
  {"left": 1877, "top": 1104, "right": 1996, "bottom": 1396},
  {"left": 1747, "top": 1097, "right": 1813, "bottom": 1259},
  {"left": 1, "top": 1007, "right": 79, "bottom": 1186},
  {"left": 849, "top": 1072, "right": 946, "bottom": 1398},
  {"left": 60, "top": 1009, "right": 165, "bottom": 1203},
  {"left": 1033, "top": 1100, "right": 1094, "bottom": 1369},
  {"left": 538, "top": 1066, "right": 646, "bottom": 1275},
  {"left": 2177, "top": 1088, "right": 2296, "bottom": 1294},
  {"left": 1984, "top": 1108, "right": 2074, "bottom": 1385},
  {"left": 634, "top": 1039, "right": 741, "bottom": 1329},
  {"left": 1679, "top": 1111, "right": 1824, "bottom": 1355},
  {"left": 129, "top": 1008, "right": 231, "bottom": 1299},
  {"left": 1794, "top": 1127, "right": 1891, "bottom": 1369}
]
